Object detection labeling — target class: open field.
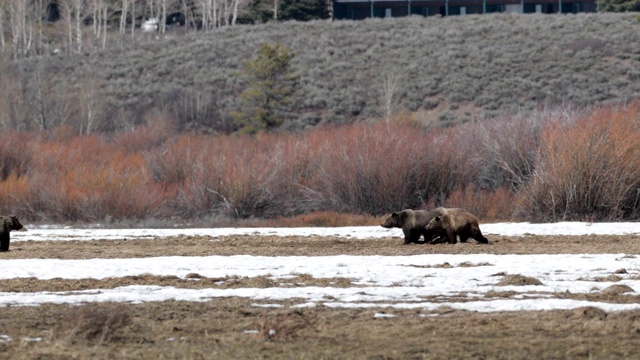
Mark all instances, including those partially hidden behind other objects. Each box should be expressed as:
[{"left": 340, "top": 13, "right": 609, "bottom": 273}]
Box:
[{"left": 2, "top": 226, "right": 640, "bottom": 359}]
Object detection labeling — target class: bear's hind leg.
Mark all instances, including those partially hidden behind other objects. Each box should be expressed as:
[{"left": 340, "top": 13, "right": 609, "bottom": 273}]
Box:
[{"left": 471, "top": 227, "right": 489, "bottom": 244}]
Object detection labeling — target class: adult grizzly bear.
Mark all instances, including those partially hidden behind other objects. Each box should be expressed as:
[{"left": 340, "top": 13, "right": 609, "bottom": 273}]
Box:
[
  {"left": 381, "top": 208, "right": 449, "bottom": 244},
  {"left": 425, "top": 209, "right": 489, "bottom": 244},
  {"left": 0, "top": 215, "right": 26, "bottom": 252}
]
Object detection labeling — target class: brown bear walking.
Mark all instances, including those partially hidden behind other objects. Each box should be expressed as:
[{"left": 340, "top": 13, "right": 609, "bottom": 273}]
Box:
[
  {"left": 381, "top": 208, "right": 449, "bottom": 244},
  {"left": 1, "top": 215, "right": 26, "bottom": 252},
  {"left": 425, "top": 209, "right": 489, "bottom": 244}
]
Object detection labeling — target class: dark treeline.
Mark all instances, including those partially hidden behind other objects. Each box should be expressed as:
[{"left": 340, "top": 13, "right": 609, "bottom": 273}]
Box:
[
  {"left": 1, "top": 14, "right": 639, "bottom": 134},
  {"left": 1, "top": 104, "right": 640, "bottom": 224}
]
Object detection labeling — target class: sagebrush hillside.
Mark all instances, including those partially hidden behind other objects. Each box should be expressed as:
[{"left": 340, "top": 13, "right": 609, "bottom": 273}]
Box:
[{"left": 2, "top": 13, "right": 639, "bottom": 133}]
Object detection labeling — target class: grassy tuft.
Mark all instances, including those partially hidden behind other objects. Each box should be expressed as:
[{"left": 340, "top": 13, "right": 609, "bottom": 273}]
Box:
[{"left": 54, "top": 303, "right": 132, "bottom": 345}]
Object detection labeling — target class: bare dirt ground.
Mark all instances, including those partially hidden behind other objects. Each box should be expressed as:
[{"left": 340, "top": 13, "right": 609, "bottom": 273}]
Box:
[
  {"left": 6, "top": 233, "right": 640, "bottom": 259},
  {"left": 1, "top": 234, "right": 640, "bottom": 359}
]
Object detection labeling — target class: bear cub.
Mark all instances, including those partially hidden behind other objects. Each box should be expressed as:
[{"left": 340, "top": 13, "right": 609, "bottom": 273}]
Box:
[{"left": 425, "top": 209, "right": 489, "bottom": 244}]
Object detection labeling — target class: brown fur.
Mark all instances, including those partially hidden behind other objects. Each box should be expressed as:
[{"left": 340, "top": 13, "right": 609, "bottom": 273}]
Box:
[
  {"left": 425, "top": 209, "right": 489, "bottom": 244},
  {"left": 381, "top": 208, "right": 447, "bottom": 244},
  {"left": 1, "top": 215, "right": 26, "bottom": 252}
]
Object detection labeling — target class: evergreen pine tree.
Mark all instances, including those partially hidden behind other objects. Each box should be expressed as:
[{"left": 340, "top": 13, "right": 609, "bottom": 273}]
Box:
[{"left": 232, "top": 44, "right": 299, "bottom": 134}]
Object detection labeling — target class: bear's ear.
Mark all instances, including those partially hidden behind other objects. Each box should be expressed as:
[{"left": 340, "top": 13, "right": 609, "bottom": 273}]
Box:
[
  {"left": 391, "top": 212, "right": 398, "bottom": 217},
  {"left": 9, "top": 215, "right": 17, "bottom": 219}
]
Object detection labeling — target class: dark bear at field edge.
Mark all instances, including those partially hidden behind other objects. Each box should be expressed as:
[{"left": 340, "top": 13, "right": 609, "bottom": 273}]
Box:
[
  {"left": 425, "top": 210, "right": 489, "bottom": 244},
  {"left": 0, "top": 215, "right": 26, "bottom": 252},
  {"left": 381, "top": 208, "right": 449, "bottom": 245}
]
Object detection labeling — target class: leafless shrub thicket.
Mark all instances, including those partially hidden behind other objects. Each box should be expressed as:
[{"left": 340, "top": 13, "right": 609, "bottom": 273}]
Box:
[
  {"left": 1, "top": 103, "right": 639, "bottom": 223},
  {"left": 522, "top": 104, "right": 640, "bottom": 221}
]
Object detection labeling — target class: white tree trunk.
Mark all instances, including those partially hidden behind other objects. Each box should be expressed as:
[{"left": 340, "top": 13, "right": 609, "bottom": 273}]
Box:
[
  {"left": 231, "top": 0, "right": 241, "bottom": 25},
  {"left": 131, "top": 0, "right": 135, "bottom": 40},
  {"left": 160, "top": 0, "right": 168, "bottom": 35},
  {"left": 381, "top": 71, "right": 401, "bottom": 123},
  {"left": 9, "top": 0, "right": 26, "bottom": 58},
  {"left": 273, "top": 0, "right": 278, "bottom": 20},
  {"left": 119, "top": 0, "right": 128, "bottom": 43},
  {"left": 60, "top": 1, "right": 74, "bottom": 54},
  {"left": 33, "top": 0, "right": 47, "bottom": 55},
  {"left": 101, "top": 3, "right": 108, "bottom": 49},
  {"left": 223, "top": 0, "right": 228, "bottom": 26},
  {"left": 93, "top": 0, "right": 99, "bottom": 47},
  {"left": 0, "top": 5, "right": 6, "bottom": 53},
  {"left": 73, "top": 0, "right": 86, "bottom": 53}
]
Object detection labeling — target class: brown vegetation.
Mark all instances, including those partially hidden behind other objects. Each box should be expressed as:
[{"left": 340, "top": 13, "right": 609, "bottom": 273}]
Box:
[
  {"left": 5, "top": 234, "right": 640, "bottom": 259},
  {"left": 496, "top": 274, "right": 544, "bottom": 286},
  {"left": 1, "top": 103, "right": 640, "bottom": 223},
  {"left": 1, "top": 298, "right": 639, "bottom": 360},
  {"left": 54, "top": 303, "right": 131, "bottom": 346}
]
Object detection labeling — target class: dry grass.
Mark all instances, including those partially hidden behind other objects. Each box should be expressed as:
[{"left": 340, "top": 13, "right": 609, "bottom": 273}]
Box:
[
  {"left": 54, "top": 303, "right": 131, "bottom": 346},
  {"left": 0, "top": 274, "right": 358, "bottom": 293},
  {"left": 1, "top": 298, "right": 640, "bottom": 359},
  {"left": 496, "top": 274, "right": 543, "bottom": 286},
  {"left": 601, "top": 285, "right": 635, "bottom": 295}
]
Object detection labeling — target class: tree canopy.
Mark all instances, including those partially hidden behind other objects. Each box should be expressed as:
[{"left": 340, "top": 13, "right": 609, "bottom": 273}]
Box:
[
  {"left": 280, "top": 0, "right": 330, "bottom": 21},
  {"left": 597, "top": 0, "right": 640, "bottom": 11}
]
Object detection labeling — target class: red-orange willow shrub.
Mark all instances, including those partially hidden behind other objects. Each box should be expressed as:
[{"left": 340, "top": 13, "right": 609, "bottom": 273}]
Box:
[
  {"left": 140, "top": 121, "right": 488, "bottom": 219},
  {"left": 2, "top": 135, "right": 163, "bottom": 222},
  {"left": 441, "top": 185, "right": 516, "bottom": 222},
  {"left": 145, "top": 133, "right": 298, "bottom": 219},
  {"left": 296, "top": 122, "right": 479, "bottom": 215},
  {"left": 522, "top": 103, "right": 640, "bottom": 221},
  {"left": 3, "top": 104, "right": 639, "bottom": 223}
]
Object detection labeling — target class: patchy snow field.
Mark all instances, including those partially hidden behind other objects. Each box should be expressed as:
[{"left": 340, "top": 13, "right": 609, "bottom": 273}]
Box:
[
  {"left": 11, "top": 221, "right": 640, "bottom": 242},
  {"left": 3, "top": 222, "right": 640, "bottom": 312}
]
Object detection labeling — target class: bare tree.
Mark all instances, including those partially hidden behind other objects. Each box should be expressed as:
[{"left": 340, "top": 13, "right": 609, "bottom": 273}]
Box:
[
  {"left": 381, "top": 71, "right": 401, "bottom": 123},
  {"left": 92, "top": 0, "right": 112, "bottom": 50},
  {"left": 158, "top": 0, "right": 167, "bottom": 35},
  {"left": 0, "top": 4, "right": 6, "bottom": 54},
  {"left": 198, "top": 0, "right": 216, "bottom": 30},
  {"left": 8, "top": 0, "right": 33, "bottom": 58},
  {"left": 130, "top": 0, "right": 136, "bottom": 39},
  {"left": 273, "top": 0, "right": 278, "bottom": 20},
  {"left": 33, "top": 63, "right": 48, "bottom": 130},
  {"left": 73, "top": 0, "right": 87, "bottom": 53},
  {"left": 180, "top": 0, "right": 195, "bottom": 30},
  {"left": 58, "top": 0, "right": 73, "bottom": 54},
  {"left": 231, "top": 0, "right": 241, "bottom": 25},
  {"left": 32, "top": 0, "right": 49, "bottom": 55},
  {"left": 78, "top": 71, "right": 102, "bottom": 134},
  {"left": 59, "top": 0, "right": 88, "bottom": 54},
  {"left": 119, "top": 0, "right": 129, "bottom": 44}
]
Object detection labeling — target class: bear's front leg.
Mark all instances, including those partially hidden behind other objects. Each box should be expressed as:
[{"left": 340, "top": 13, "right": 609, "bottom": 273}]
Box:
[
  {"left": 404, "top": 237, "right": 421, "bottom": 245},
  {"left": 0, "top": 236, "right": 9, "bottom": 252},
  {"left": 446, "top": 229, "right": 458, "bottom": 244}
]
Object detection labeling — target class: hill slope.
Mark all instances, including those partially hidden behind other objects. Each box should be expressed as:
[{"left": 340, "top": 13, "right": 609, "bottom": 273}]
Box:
[{"left": 9, "top": 13, "right": 640, "bottom": 132}]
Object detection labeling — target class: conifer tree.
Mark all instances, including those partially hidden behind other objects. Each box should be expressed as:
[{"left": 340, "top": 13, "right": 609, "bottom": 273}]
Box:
[{"left": 232, "top": 43, "right": 298, "bottom": 134}]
